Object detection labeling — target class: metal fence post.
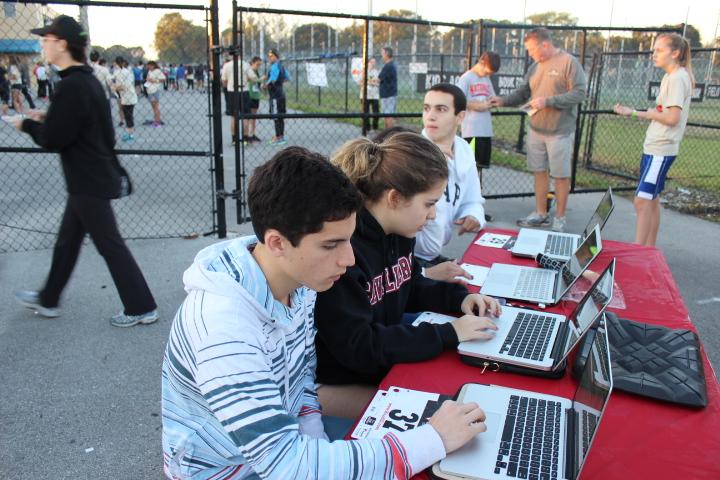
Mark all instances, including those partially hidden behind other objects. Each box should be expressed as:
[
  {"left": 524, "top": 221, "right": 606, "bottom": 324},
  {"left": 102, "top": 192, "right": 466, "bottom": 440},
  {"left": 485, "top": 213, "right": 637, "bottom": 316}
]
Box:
[
  {"left": 210, "top": 0, "right": 226, "bottom": 237},
  {"left": 516, "top": 48, "right": 529, "bottom": 153},
  {"left": 344, "top": 56, "right": 350, "bottom": 113},
  {"left": 571, "top": 29, "right": 589, "bottom": 192},
  {"left": 361, "top": 18, "right": 370, "bottom": 137}
]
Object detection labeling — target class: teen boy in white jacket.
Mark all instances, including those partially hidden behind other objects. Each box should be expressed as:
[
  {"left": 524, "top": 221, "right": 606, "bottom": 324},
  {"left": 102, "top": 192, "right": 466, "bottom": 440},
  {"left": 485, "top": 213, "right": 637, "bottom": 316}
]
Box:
[
  {"left": 416, "top": 83, "right": 486, "bottom": 268},
  {"left": 161, "top": 147, "right": 489, "bottom": 479}
]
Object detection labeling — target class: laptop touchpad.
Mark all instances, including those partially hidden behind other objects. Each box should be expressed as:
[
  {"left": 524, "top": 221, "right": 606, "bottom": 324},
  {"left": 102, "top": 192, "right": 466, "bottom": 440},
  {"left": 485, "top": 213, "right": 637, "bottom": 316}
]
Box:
[{"left": 479, "top": 411, "right": 502, "bottom": 442}]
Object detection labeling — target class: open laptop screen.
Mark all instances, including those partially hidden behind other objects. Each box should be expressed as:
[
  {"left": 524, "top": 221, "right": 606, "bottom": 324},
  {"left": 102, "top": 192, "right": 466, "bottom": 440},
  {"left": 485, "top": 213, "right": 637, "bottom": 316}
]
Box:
[
  {"left": 570, "top": 325, "right": 613, "bottom": 479},
  {"left": 558, "top": 259, "right": 615, "bottom": 364},
  {"left": 556, "top": 225, "right": 602, "bottom": 300},
  {"left": 582, "top": 188, "right": 615, "bottom": 239}
]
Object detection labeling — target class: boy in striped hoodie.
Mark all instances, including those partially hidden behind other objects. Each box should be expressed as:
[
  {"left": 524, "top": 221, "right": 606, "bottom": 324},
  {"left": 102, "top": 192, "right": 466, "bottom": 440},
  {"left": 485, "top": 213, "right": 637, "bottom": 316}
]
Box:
[{"left": 161, "top": 147, "right": 488, "bottom": 479}]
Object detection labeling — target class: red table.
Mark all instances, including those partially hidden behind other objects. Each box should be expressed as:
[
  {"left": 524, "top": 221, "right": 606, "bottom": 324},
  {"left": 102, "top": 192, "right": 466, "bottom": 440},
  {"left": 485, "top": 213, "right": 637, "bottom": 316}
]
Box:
[{"left": 381, "top": 229, "right": 720, "bottom": 479}]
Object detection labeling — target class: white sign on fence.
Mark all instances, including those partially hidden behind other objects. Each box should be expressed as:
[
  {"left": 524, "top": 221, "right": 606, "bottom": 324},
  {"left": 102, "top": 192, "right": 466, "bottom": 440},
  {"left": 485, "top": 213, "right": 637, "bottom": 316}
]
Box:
[
  {"left": 408, "top": 62, "right": 428, "bottom": 74},
  {"left": 305, "top": 63, "right": 328, "bottom": 87},
  {"left": 351, "top": 57, "right": 364, "bottom": 83}
]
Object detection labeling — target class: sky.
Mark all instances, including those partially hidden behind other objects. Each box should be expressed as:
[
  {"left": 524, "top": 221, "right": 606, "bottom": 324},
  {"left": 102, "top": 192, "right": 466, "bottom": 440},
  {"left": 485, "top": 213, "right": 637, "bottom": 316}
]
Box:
[{"left": 50, "top": 0, "right": 720, "bottom": 58}]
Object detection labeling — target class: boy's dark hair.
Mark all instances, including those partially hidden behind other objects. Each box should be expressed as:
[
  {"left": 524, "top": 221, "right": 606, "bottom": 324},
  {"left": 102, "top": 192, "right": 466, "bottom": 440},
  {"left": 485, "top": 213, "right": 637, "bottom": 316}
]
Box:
[
  {"left": 478, "top": 51, "right": 501, "bottom": 73},
  {"left": 68, "top": 44, "right": 87, "bottom": 63},
  {"left": 428, "top": 82, "right": 467, "bottom": 114},
  {"left": 248, "top": 147, "right": 362, "bottom": 246},
  {"left": 90, "top": 50, "right": 100, "bottom": 62},
  {"left": 371, "top": 125, "right": 418, "bottom": 144},
  {"left": 251, "top": 56, "right": 262, "bottom": 63}
]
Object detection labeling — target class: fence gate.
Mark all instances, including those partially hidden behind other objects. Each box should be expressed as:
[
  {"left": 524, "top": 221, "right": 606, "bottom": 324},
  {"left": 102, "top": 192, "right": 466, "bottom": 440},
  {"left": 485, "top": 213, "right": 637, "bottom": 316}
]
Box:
[
  {"left": 0, "top": 0, "right": 222, "bottom": 253},
  {"left": 226, "top": 3, "right": 474, "bottom": 221}
]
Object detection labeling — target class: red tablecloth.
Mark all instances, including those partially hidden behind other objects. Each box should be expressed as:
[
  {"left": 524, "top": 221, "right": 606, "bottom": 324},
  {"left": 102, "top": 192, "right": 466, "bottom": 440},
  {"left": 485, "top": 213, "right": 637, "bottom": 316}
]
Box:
[{"left": 381, "top": 229, "right": 720, "bottom": 479}]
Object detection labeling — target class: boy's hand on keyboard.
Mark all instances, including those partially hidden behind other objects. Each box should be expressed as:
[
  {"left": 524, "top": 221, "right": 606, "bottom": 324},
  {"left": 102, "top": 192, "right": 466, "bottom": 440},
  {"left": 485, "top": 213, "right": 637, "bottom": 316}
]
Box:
[
  {"left": 429, "top": 400, "right": 487, "bottom": 454},
  {"left": 452, "top": 315, "right": 498, "bottom": 342},
  {"left": 461, "top": 293, "right": 502, "bottom": 318}
]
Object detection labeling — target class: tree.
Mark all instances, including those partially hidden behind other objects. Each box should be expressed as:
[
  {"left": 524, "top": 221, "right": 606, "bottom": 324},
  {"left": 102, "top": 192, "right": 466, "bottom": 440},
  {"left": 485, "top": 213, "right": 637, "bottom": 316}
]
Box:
[
  {"left": 91, "top": 45, "right": 145, "bottom": 64},
  {"left": 526, "top": 11, "right": 578, "bottom": 26},
  {"left": 659, "top": 24, "right": 702, "bottom": 47},
  {"left": 293, "top": 23, "right": 337, "bottom": 54},
  {"left": 154, "top": 13, "right": 207, "bottom": 64}
]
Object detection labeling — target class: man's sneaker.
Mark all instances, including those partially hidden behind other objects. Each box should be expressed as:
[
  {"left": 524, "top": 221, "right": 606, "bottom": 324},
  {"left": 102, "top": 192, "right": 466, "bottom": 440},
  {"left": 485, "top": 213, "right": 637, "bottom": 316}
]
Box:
[
  {"left": 142, "top": 120, "right": 154, "bottom": 126},
  {"left": 250, "top": 135, "right": 261, "bottom": 143},
  {"left": 150, "top": 121, "right": 162, "bottom": 128},
  {"left": 110, "top": 309, "right": 159, "bottom": 328},
  {"left": 551, "top": 216, "right": 567, "bottom": 233},
  {"left": 14, "top": 290, "right": 60, "bottom": 318},
  {"left": 517, "top": 212, "right": 551, "bottom": 228},
  {"left": 273, "top": 137, "right": 287, "bottom": 145}
]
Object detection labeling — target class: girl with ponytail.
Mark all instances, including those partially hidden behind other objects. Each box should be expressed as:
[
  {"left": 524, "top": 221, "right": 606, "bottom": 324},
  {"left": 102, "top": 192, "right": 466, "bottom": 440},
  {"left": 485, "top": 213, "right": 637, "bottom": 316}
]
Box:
[
  {"left": 613, "top": 33, "right": 693, "bottom": 246},
  {"left": 313, "top": 131, "right": 501, "bottom": 418}
]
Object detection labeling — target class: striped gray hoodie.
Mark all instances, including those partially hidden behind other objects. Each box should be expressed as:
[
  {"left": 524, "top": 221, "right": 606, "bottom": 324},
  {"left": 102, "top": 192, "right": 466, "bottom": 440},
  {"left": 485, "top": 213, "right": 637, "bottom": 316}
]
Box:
[{"left": 161, "top": 236, "right": 445, "bottom": 479}]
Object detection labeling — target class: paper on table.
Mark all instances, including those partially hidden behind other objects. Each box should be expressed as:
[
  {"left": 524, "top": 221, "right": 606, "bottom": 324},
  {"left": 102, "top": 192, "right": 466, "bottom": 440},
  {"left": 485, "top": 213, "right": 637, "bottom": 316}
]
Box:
[
  {"left": 474, "top": 232, "right": 513, "bottom": 248},
  {"left": 352, "top": 386, "right": 450, "bottom": 439},
  {"left": 456, "top": 263, "right": 490, "bottom": 286},
  {"left": 350, "top": 389, "right": 390, "bottom": 439},
  {"left": 411, "top": 311, "right": 456, "bottom": 327}
]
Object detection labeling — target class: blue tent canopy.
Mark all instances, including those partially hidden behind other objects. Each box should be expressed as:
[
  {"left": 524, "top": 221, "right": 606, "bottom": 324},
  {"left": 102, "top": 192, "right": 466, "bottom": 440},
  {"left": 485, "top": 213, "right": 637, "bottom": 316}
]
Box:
[{"left": 0, "top": 39, "right": 41, "bottom": 54}]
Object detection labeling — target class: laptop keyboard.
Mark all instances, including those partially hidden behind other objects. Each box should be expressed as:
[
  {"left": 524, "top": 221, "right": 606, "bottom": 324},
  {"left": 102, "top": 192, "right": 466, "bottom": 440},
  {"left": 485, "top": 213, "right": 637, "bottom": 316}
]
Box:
[
  {"left": 513, "top": 269, "right": 556, "bottom": 300},
  {"left": 496, "top": 395, "right": 562, "bottom": 480},
  {"left": 595, "top": 330, "right": 610, "bottom": 381},
  {"left": 499, "top": 312, "right": 557, "bottom": 361},
  {"left": 544, "top": 234, "right": 574, "bottom": 257},
  {"left": 581, "top": 410, "right": 599, "bottom": 458}
]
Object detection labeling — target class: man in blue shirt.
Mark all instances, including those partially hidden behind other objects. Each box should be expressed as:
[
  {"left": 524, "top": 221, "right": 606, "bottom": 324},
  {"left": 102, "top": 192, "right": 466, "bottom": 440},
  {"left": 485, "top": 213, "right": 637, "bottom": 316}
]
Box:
[
  {"left": 133, "top": 62, "right": 144, "bottom": 96},
  {"left": 378, "top": 46, "right": 398, "bottom": 128},
  {"left": 264, "top": 48, "right": 288, "bottom": 145}
]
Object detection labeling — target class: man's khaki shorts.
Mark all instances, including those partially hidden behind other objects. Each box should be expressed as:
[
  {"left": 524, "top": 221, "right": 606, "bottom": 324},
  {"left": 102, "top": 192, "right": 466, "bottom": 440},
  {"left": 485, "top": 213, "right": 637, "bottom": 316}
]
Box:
[{"left": 526, "top": 129, "right": 574, "bottom": 178}]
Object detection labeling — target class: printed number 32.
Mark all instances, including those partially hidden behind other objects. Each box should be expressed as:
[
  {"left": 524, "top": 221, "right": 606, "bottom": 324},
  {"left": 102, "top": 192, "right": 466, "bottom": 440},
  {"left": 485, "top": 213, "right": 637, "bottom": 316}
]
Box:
[{"left": 383, "top": 409, "right": 420, "bottom": 432}]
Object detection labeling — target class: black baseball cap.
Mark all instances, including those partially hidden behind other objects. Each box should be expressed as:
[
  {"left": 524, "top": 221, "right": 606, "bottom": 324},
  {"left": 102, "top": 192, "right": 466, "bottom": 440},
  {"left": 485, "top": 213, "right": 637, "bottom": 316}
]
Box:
[{"left": 30, "top": 15, "right": 88, "bottom": 47}]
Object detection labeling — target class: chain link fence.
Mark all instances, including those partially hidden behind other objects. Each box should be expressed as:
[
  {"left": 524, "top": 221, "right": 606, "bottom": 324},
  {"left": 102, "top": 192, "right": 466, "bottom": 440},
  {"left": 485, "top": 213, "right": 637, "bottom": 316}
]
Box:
[
  {"left": 227, "top": 4, "right": 475, "bottom": 220},
  {"left": 0, "top": 0, "right": 217, "bottom": 253},
  {"left": 582, "top": 48, "right": 720, "bottom": 200}
]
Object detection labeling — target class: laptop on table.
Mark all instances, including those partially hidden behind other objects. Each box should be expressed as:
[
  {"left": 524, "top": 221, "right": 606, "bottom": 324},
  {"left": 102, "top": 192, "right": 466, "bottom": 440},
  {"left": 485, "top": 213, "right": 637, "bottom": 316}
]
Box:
[
  {"left": 459, "top": 259, "right": 614, "bottom": 372},
  {"left": 512, "top": 188, "right": 615, "bottom": 261},
  {"left": 432, "top": 321, "right": 613, "bottom": 480},
  {"left": 480, "top": 224, "right": 603, "bottom": 305}
]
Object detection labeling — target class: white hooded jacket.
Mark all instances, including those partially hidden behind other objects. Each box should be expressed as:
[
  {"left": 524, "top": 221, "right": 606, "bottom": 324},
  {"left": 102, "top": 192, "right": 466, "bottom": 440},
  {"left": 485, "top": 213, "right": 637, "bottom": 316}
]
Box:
[{"left": 415, "top": 133, "right": 486, "bottom": 261}]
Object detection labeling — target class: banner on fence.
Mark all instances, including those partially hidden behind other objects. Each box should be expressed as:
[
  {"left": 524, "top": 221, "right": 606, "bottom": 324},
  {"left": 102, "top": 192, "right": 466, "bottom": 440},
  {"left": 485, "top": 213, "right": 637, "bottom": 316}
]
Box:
[
  {"left": 415, "top": 70, "right": 464, "bottom": 92},
  {"left": 648, "top": 81, "right": 705, "bottom": 102},
  {"left": 495, "top": 74, "right": 525, "bottom": 96}
]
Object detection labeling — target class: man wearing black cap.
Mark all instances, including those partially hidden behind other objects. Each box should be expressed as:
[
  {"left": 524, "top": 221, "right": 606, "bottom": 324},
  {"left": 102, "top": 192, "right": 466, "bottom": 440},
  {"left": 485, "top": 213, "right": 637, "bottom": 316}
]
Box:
[{"left": 11, "top": 15, "right": 158, "bottom": 328}]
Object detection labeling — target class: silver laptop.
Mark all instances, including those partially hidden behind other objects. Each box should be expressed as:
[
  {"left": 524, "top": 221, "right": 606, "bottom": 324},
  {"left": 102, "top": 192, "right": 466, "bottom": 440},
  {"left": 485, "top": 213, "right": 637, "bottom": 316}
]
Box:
[
  {"left": 432, "top": 325, "right": 613, "bottom": 480},
  {"left": 481, "top": 224, "right": 602, "bottom": 305},
  {"left": 512, "top": 188, "right": 615, "bottom": 260},
  {"left": 459, "top": 260, "right": 614, "bottom": 371}
]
